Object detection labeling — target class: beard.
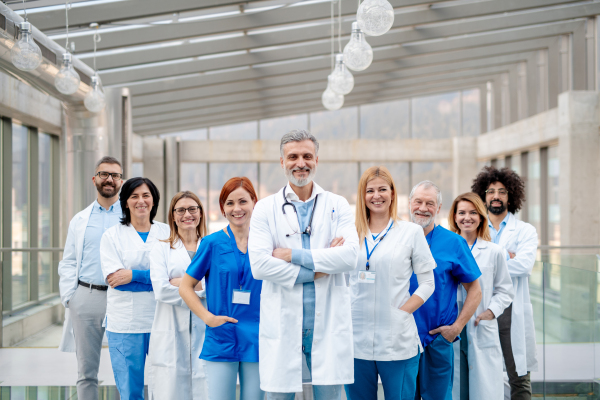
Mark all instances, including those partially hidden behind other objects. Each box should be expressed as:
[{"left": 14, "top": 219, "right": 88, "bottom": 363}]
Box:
[
  {"left": 411, "top": 210, "right": 435, "bottom": 229},
  {"left": 284, "top": 166, "right": 316, "bottom": 187},
  {"left": 487, "top": 200, "right": 507, "bottom": 215},
  {"left": 95, "top": 180, "right": 120, "bottom": 199}
]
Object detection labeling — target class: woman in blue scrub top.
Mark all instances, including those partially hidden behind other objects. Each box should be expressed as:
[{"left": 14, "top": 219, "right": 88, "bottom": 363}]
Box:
[{"left": 179, "top": 177, "right": 263, "bottom": 400}]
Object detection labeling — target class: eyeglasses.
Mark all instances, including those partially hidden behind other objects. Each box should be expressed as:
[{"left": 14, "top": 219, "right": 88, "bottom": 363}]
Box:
[
  {"left": 174, "top": 206, "right": 201, "bottom": 216},
  {"left": 96, "top": 171, "right": 123, "bottom": 181},
  {"left": 485, "top": 188, "right": 508, "bottom": 196}
]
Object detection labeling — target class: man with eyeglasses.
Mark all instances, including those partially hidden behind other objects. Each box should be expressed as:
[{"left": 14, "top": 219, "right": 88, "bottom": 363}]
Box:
[
  {"left": 471, "top": 167, "right": 538, "bottom": 400},
  {"left": 58, "top": 156, "right": 124, "bottom": 400}
]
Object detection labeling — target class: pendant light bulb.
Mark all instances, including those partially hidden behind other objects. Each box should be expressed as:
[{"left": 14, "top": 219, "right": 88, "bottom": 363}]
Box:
[
  {"left": 84, "top": 74, "right": 106, "bottom": 113},
  {"left": 343, "top": 22, "right": 373, "bottom": 71},
  {"left": 357, "top": 0, "right": 394, "bottom": 37},
  {"left": 322, "top": 75, "right": 344, "bottom": 111},
  {"left": 329, "top": 54, "right": 354, "bottom": 95},
  {"left": 11, "top": 21, "right": 43, "bottom": 71},
  {"left": 54, "top": 53, "right": 81, "bottom": 94}
]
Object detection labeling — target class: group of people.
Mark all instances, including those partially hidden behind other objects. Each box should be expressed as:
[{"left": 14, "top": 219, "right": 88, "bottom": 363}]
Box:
[{"left": 58, "top": 129, "right": 538, "bottom": 400}]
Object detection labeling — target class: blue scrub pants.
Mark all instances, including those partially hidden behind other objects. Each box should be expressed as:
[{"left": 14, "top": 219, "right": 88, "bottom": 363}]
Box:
[
  {"left": 203, "top": 360, "right": 263, "bottom": 400},
  {"left": 267, "top": 329, "right": 342, "bottom": 400},
  {"left": 345, "top": 353, "right": 420, "bottom": 400},
  {"left": 414, "top": 334, "right": 454, "bottom": 400},
  {"left": 106, "top": 331, "right": 150, "bottom": 400}
]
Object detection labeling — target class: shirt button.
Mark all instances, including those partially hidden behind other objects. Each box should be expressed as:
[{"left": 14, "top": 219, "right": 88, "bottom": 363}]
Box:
[
  {"left": 317, "top": 312, "right": 321, "bottom": 316},
  {"left": 316, "top": 284, "right": 321, "bottom": 288},
  {"left": 469, "top": 365, "right": 473, "bottom": 370},
  {"left": 314, "top": 339, "right": 318, "bottom": 343}
]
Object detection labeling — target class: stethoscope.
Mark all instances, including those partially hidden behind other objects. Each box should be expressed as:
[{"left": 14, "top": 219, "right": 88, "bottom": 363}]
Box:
[{"left": 282, "top": 186, "right": 319, "bottom": 237}]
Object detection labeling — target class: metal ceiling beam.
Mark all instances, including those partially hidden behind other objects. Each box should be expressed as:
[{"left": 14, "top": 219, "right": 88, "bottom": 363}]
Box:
[
  {"left": 93, "top": 1, "right": 600, "bottom": 71},
  {"left": 70, "top": 0, "right": 581, "bottom": 53},
  {"left": 99, "top": 20, "right": 582, "bottom": 85}
]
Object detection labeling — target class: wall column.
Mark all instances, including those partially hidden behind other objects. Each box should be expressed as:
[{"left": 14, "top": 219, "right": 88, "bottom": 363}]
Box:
[
  {"left": 143, "top": 137, "right": 166, "bottom": 223},
  {"left": 452, "top": 137, "right": 478, "bottom": 198}
]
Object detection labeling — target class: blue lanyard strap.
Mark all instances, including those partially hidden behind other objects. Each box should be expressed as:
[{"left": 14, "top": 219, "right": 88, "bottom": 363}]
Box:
[
  {"left": 226, "top": 225, "right": 247, "bottom": 289},
  {"left": 470, "top": 238, "right": 477, "bottom": 251},
  {"left": 364, "top": 221, "right": 394, "bottom": 270}
]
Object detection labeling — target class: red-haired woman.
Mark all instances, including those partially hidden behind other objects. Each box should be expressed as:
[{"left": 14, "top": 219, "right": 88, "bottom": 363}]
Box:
[{"left": 179, "top": 177, "right": 263, "bottom": 400}]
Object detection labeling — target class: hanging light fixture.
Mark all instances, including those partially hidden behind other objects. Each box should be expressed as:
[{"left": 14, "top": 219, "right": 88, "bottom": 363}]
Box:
[
  {"left": 322, "top": 75, "right": 344, "bottom": 111},
  {"left": 330, "top": 53, "right": 354, "bottom": 95},
  {"left": 343, "top": 21, "right": 373, "bottom": 71},
  {"left": 357, "top": 0, "right": 394, "bottom": 36},
  {"left": 55, "top": 2, "right": 80, "bottom": 95},
  {"left": 11, "top": 1, "right": 42, "bottom": 71},
  {"left": 85, "top": 27, "right": 106, "bottom": 113}
]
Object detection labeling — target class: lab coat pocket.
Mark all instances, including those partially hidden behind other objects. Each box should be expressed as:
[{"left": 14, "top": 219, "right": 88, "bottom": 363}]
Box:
[
  {"left": 475, "top": 319, "right": 499, "bottom": 349},
  {"left": 330, "top": 286, "right": 352, "bottom": 333},
  {"left": 260, "top": 293, "right": 281, "bottom": 339},
  {"left": 389, "top": 307, "right": 417, "bottom": 353}
]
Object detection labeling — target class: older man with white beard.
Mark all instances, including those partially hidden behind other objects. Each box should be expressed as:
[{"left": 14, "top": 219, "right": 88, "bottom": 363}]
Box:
[
  {"left": 249, "top": 129, "right": 359, "bottom": 400},
  {"left": 407, "top": 181, "right": 482, "bottom": 400}
]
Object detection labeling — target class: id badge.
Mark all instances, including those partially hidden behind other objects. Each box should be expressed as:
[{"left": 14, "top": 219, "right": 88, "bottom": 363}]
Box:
[
  {"left": 232, "top": 290, "right": 251, "bottom": 305},
  {"left": 357, "top": 270, "right": 376, "bottom": 284}
]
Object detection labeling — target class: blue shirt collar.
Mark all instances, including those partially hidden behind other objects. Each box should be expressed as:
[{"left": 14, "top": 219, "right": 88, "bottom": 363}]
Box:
[
  {"left": 94, "top": 199, "right": 121, "bottom": 212},
  {"left": 487, "top": 212, "right": 510, "bottom": 228}
]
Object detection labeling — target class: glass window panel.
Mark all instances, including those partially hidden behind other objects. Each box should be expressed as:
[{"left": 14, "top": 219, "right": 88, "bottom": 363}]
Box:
[
  {"left": 38, "top": 133, "right": 52, "bottom": 297},
  {"left": 180, "top": 162, "right": 208, "bottom": 214},
  {"left": 315, "top": 163, "right": 359, "bottom": 211},
  {"left": 360, "top": 99, "right": 409, "bottom": 139},
  {"left": 412, "top": 92, "right": 460, "bottom": 139},
  {"left": 360, "top": 162, "right": 411, "bottom": 220},
  {"left": 527, "top": 150, "right": 541, "bottom": 244},
  {"left": 160, "top": 128, "right": 208, "bottom": 141},
  {"left": 461, "top": 89, "right": 481, "bottom": 137},
  {"left": 209, "top": 121, "right": 257, "bottom": 141},
  {"left": 259, "top": 163, "right": 287, "bottom": 199},
  {"left": 496, "top": 158, "right": 506, "bottom": 169},
  {"left": 208, "top": 163, "right": 258, "bottom": 233},
  {"left": 411, "top": 162, "right": 453, "bottom": 228},
  {"left": 12, "top": 122, "right": 29, "bottom": 307},
  {"left": 547, "top": 146, "right": 560, "bottom": 246},
  {"left": 309, "top": 107, "right": 358, "bottom": 139},
  {"left": 131, "top": 162, "right": 144, "bottom": 178},
  {"left": 511, "top": 152, "right": 522, "bottom": 176},
  {"left": 259, "top": 114, "right": 308, "bottom": 140}
]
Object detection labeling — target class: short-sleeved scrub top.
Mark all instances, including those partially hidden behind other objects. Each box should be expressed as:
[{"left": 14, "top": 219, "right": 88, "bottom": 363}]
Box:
[
  {"left": 409, "top": 225, "right": 481, "bottom": 348},
  {"left": 350, "top": 220, "right": 436, "bottom": 361},
  {"left": 186, "top": 228, "right": 262, "bottom": 362}
]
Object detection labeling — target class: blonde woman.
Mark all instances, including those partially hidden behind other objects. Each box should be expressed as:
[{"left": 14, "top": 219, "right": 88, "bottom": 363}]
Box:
[
  {"left": 148, "top": 191, "right": 208, "bottom": 399},
  {"left": 345, "top": 166, "right": 436, "bottom": 400},
  {"left": 448, "top": 192, "right": 514, "bottom": 400}
]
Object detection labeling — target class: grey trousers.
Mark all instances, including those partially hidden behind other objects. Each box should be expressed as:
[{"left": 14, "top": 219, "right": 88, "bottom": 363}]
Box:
[
  {"left": 69, "top": 284, "right": 107, "bottom": 400},
  {"left": 498, "top": 303, "right": 532, "bottom": 400}
]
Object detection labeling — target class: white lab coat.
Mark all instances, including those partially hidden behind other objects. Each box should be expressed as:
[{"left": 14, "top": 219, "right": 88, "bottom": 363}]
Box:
[
  {"left": 452, "top": 239, "right": 514, "bottom": 400},
  {"left": 248, "top": 183, "right": 359, "bottom": 393},
  {"left": 494, "top": 213, "right": 539, "bottom": 376},
  {"left": 148, "top": 239, "right": 208, "bottom": 400},
  {"left": 100, "top": 222, "right": 170, "bottom": 333},
  {"left": 57, "top": 202, "right": 95, "bottom": 352}
]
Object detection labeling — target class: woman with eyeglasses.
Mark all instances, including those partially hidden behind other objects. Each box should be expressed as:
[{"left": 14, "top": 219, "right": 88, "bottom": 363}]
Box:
[
  {"left": 148, "top": 191, "right": 209, "bottom": 399},
  {"left": 179, "top": 177, "right": 264, "bottom": 400}
]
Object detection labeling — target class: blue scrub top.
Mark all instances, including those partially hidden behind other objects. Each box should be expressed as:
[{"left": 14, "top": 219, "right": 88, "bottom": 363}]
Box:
[
  {"left": 186, "top": 229, "right": 262, "bottom": 362},
  {"left": 409, "top": 225, "right": 481, "bottom": 348}
]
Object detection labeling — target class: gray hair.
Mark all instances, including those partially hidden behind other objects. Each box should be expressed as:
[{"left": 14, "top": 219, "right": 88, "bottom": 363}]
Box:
[
  {"left": 280, "top": 129, "right": 319, "bottom": 158},
  {"left": 409, "top": 180, "right": 442, "bottom": 206},
  {"left": 95, "top": 156, "right": 122, "bottom": 172}
]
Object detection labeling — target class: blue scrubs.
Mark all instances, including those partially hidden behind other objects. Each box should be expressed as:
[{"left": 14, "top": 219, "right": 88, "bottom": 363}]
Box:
[{"left": 409, "top": 225, "right": 481, "bottom": 400}]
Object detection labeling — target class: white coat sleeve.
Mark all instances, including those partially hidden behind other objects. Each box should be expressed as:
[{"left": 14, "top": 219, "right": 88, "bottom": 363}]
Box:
[
  {"left": 310, "top": 198, "right": 359, "bottom": 274},
  {"left": 488, "top": 247, "right": 515, "bottom": 318},
  {"left": 249, "top": 199, "right": 301, "bottom": 288},
  {"left": 58, "top": 217, "right": 78, "bottom": 307},
  {"left": 506, "top": 224, "right": 538, "bottom": 278},
  {"left": 150, "top": 244, "right": 186, "bottom": 308},
  {"left": 100, "top": 229, "right": 126, "bottom": 282}
]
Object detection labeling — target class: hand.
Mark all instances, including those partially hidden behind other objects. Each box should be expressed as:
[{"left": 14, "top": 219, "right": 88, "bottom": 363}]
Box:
[
  {"left": 474, "top": 309, "right": 495, "bottom": 326},
  {"left": 205, "top": 314, "right": 238, "bottom": 328},
  {"left": 107, "top": 270, "right": 133, "bottom": 288},
  {"left": 194, "top": 281, "right": 204, "bottom": 291},
  {"left": 169, "top": 277, "right": 183, "bottom": 287},
  {"left": 330, "top": 237, "right": 345, "bottom": 247},
  {"left": 429, "top": 324, "right": 461, "bottom": 343},
  {"left": 272, "top": 248, "right": 292, "bottom": 262},
  {"left": 314, "top": 272, "right": 329, "bottom": 280},
  {"left": 509, "top": 252, "right": 516, "bottom": 259}
]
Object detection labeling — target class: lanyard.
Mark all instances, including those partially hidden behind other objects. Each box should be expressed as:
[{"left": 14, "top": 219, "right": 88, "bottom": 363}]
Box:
[
  {"left": 364, "top": 221, "right": 393, "bottom": 270},
  {"left": 226, "top": 225, "right": 247, "bottom": 290},
  {"left": 470, "top": 238, "right": 477, "bottom": 251}
]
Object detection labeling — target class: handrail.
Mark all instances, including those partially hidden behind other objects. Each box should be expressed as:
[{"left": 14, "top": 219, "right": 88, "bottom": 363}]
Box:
[
  {"left": 0, "top": 248, "right": 64, "bottom": 251},
  {"left": 539, "top": 245, "right": 600, "bottom": 249}
]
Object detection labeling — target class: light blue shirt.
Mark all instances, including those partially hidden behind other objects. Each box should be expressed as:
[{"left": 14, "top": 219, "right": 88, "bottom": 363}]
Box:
[
  {"left": 80, "top": 200, "right": 122, "bottom": 286},
  {"left": 488, "top": 213, "right": 511, "bottom": 260},
  {"left": 291, "top": 199, "right": 316, "bottom": 331}
]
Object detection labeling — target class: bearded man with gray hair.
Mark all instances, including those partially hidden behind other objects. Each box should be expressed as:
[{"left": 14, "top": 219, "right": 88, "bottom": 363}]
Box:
[
  {"left": 407, "top": 181, "right": 482, "bottom": 400},
  {"left": 249, "top": 130, "right": 359, "bottom": 399}
]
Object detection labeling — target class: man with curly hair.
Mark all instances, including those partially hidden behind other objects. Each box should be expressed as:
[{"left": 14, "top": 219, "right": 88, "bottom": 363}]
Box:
[{"left": 471, "top": 166, "right": 538, "bottom": 400}]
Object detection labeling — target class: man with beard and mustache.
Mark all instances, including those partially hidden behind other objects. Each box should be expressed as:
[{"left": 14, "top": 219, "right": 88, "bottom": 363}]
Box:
[
  {"left": 407, "top": 181, "right": 482, "bottom": 400},
  {"left": 249, "top": 130, "right": 358, "bottom": 399},
  {"left": 472, "top": 167, "right": 538, "bottom": 400},
  {"left": 58, "top": 156, "right": 124, "bottom": 400}
]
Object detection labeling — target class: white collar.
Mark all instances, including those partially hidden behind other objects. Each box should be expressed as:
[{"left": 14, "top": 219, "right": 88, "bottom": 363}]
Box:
[{"left": 284, "top": 181, "right": 324, "bottom": 203}]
